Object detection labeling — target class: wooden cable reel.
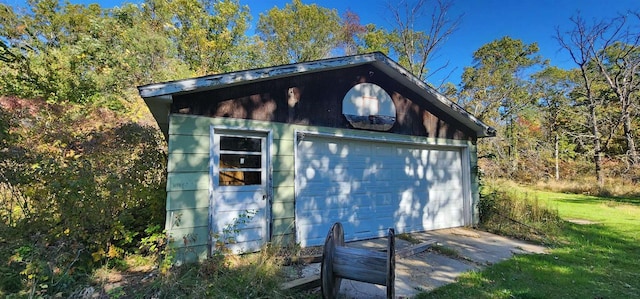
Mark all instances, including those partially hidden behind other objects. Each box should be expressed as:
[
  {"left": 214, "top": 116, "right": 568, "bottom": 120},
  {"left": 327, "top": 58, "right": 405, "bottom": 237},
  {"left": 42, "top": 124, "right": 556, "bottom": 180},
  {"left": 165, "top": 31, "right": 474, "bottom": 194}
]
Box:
[{"left": 321, "top": 222, "right": 395, "bottom": 299}]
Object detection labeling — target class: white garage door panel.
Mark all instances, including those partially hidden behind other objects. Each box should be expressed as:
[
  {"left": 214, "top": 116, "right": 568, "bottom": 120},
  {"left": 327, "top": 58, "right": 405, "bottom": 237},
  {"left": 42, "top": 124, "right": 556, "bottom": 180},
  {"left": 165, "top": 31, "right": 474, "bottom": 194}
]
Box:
[{"left": 295, "top": 136, "right": 467, "bottom": 247}]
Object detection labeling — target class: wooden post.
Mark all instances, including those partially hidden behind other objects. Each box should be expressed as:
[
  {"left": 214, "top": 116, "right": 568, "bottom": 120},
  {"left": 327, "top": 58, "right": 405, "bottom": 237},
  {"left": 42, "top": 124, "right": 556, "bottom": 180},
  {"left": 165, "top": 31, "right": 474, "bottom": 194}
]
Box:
[
  {"left": 321, "top": 222, "right": 395, "bottom": 299},
  {"left": 387, "top": 228, "right": 395, "bottom": 299}
]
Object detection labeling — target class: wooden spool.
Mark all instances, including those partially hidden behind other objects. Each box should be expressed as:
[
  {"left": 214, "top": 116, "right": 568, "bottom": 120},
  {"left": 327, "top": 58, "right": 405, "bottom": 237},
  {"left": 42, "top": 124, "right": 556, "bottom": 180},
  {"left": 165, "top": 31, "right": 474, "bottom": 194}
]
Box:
[{"left": 321, "top": 222, "right": 395, "bottom": 299}]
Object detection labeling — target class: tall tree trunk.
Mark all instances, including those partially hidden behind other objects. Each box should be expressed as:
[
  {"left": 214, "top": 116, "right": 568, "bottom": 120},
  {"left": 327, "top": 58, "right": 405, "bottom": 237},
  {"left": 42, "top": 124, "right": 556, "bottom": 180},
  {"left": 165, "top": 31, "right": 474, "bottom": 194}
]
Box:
[
  {"left": 506, "top": 117, "right": 518, "bottom": 175},
  {"left": 622, "top": 108, "right": 637, "bottom": 166},
  {"left": 554, "top": 132, "right": 560, "bottom": 181},
  {"left": 590, "top": 104, "right": 604, "bottom": 187}
]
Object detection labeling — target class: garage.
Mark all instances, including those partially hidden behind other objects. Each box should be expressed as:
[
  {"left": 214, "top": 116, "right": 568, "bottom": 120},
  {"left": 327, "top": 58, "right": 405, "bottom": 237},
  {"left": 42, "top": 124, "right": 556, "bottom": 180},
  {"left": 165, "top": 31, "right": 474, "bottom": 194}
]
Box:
[
  {"left": 139, "top": 52, "right": 494, "bottom": 261},
  {"left": 295, "top": 133, "right": 470, "bottom": 247}
]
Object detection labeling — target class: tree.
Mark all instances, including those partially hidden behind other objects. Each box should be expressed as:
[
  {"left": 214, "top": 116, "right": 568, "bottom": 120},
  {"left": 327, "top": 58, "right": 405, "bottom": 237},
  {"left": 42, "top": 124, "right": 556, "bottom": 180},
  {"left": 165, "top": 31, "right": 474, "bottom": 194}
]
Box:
[
  {"left": 168, "top": 0, "right": 252, "bottom": 75},
  {"left": 555, "top": 13, "right": 640, "bottom": 185},
  {"left": 112, "top": 2, "right": 192, "bottom": 85},
  {"left": 533, "top": 66, "right": 575, "bottom": 180},
  {"left": 459, "top": 37, "right": 546, "bottom": 177},
  {"left": 337, "top": 10, "right": 395, "bottom": 56},
  {"left": 386, "top": 0, "right": 461, "bottom": 85},
  {"left": 597, "top": 40, "right": 640, "bottom": 167},
  {"left": 339, "top": 10, "right": 366, "bottom": 55},
  {"left": 0, "top": 0, "right": 187, "bottom": 104},
  {"left": 357, "top": 23, "right": 394, "bottom": 55},
  {"left": 256, "top": 0, "right": 341, "bottom": 64}
]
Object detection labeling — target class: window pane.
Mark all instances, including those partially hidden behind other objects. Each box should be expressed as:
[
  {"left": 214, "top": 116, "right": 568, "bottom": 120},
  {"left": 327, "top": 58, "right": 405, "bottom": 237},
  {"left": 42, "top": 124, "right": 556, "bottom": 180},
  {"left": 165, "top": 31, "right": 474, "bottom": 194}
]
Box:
[
  {"left": 220, "top": 136, "right": 261, "bottom": 152},
  {"left": 219, "top": 171, "right": 261, "bottom": 186},
  {"left": 220, "top": 154, "right": 261, "bottom": 169}
]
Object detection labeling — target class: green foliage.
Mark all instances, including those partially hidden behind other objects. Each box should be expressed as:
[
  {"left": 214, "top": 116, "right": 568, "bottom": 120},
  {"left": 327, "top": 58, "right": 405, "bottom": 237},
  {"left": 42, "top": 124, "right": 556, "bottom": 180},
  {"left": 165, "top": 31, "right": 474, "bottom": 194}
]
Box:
[
  {"left": 357, "top": 24, "right": 394, "bottom": 55},
  {"left": 460, "top": 36, "right": 546, "bottom": 124},
  {"left": 257, "top": 0, "right": 341, "bottom": 64},
  {"left": 139, "top": 225, "right": 167, "bottom": 255},
  {"left": 149, "top": 252, "right": 295, "bottom": 298},
  {"left": 0, "top": 98, "right": 167, "bottom": 296},
  {"left": 0, "top": 0, "right": 196, "bottom": 104},
  {"left": 460, "top": 37, "right": 552, "bottom": 180},
  {"left": 164, "top": 0, "right": 252, "bottom": 74},
  {"left": 125, "top": 214, "right": 300, "bottom": 299},
  {"left": 0, "top": 106, "right": 11, "bottom": 148}
]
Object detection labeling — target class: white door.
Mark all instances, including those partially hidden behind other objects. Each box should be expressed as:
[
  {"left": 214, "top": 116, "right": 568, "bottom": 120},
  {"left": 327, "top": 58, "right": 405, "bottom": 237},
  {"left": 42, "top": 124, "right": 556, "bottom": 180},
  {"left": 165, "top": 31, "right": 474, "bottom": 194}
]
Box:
[
  {"left": 295, "top": 135, "right": 467, "bottom": 247},
  {"left": 211, "top": 131, "right": 269, "bottom": 253}
]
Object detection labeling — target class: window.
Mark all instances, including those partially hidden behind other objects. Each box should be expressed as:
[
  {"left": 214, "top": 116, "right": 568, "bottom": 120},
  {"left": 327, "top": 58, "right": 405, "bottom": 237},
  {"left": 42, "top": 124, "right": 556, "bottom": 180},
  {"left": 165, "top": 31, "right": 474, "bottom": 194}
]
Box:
[{"left": 218, "top": 136, "right": 263, "bottom": 186}]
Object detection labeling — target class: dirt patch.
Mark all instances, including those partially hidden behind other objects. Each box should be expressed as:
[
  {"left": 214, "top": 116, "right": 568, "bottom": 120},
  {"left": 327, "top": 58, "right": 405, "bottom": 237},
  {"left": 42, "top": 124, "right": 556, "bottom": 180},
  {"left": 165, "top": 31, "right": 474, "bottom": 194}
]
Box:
[
  {"left": 566, "top": 219, "right": 599, "bottom": 225},
  {"left": 87, "top": 267, "right": 158, "bottom": 298},
  {"left": 447, "top": 227, "right": 481, "bottom": 238}
]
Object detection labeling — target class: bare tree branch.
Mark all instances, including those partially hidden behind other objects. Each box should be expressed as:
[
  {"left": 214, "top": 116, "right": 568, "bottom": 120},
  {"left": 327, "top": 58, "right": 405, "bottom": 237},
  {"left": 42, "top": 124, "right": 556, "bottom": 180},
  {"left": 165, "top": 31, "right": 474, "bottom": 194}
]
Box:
[{"left": 385, "top": 0, "right": 462, "bottom": 82}]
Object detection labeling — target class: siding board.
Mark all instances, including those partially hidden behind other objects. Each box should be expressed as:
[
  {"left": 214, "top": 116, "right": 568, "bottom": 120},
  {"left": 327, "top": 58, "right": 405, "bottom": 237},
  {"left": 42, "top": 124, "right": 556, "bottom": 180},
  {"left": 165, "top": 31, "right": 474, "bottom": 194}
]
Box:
[
  {"left": 169, "top": 114, "right": 213, "bottom": 136},
  {"left": 272, "top": 201, "right": 295, "bottom": 218},
  {"left": 167, "top": 226, "right": 210, "bottom": 247},
  {"left": 272, "top": 155, "right": 294, "bottom": 172},
  {"left": 273, "top": 186, "right": 295, "bottom": 202},
  {"left": 171, "top": 65, "right": 473, "bottom": 140},
  {"left": 168, "top": 153, "right": 209, "bottom": 172},
  {"left": 168, "top": 135, "right": 210, "bottom": 154},
  {"left": 273, "top": 170, "right": 295, "bottom": 187},
  {"left": 166, "top": 207, "right": 209, "bottom": 229},
  {"left": 174, "top": 245, "right": 209, "bottom": 263},
  {"left": 272, "top": 217, "right": 295, "bottom": 235},
  {"left": 167, "top": 172, "right": 209, "bottom": 191},
  {"left": 167, "top": 190, "right": 210, "bottom": 210}
]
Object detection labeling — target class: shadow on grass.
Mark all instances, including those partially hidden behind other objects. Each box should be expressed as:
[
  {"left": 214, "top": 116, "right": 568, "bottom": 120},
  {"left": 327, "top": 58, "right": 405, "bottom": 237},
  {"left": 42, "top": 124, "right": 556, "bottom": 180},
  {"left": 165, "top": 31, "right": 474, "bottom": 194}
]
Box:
[{"left": 418, "top": 221, "right": 640, "bottom": 299}]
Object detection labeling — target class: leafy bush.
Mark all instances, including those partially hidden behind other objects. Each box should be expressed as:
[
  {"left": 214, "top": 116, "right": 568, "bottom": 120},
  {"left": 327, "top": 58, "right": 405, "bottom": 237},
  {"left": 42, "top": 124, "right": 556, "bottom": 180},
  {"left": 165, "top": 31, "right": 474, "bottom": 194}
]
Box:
[{"left": 0, "top": 97, "right": 167, "bottom": 296}]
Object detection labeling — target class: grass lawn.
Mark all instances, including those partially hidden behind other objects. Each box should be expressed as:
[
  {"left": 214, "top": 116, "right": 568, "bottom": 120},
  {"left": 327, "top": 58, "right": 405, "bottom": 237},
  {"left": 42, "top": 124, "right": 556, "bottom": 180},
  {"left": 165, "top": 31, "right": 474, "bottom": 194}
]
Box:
[{"left": 418, "top": 187, "right": 640, "bottom": 299}]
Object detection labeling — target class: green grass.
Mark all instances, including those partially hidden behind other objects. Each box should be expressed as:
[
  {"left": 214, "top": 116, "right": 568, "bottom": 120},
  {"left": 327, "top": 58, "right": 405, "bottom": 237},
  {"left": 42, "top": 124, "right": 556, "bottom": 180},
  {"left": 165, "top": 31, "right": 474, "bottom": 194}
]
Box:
[{"left": 418, "top": 186, "right": 640, "bottom": 299}]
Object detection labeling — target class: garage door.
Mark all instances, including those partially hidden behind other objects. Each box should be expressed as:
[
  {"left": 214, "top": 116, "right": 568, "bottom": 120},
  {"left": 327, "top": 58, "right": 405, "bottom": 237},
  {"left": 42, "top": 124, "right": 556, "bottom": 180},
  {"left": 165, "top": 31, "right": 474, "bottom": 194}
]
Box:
[{"left": 295, "top": 135, "right": 468, "bottom": 247}]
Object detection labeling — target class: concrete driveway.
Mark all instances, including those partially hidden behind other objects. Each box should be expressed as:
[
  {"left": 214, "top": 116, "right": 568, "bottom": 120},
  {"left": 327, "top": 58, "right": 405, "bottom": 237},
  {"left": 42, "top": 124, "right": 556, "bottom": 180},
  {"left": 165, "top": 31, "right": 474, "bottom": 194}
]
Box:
[{"left": 292, "top": 227, "right": 547, "bottom": 298}]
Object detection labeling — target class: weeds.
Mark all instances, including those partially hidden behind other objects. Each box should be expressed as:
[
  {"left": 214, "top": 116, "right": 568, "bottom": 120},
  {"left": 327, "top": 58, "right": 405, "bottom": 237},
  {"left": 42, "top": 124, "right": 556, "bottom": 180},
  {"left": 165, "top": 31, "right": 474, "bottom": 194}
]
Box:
[
  {"left": 89, "top": 213, "right": 302, "bottom": 298},
  {"left": 140, "top": 246, "right": 297, "bottom": 298},
  {"left": 478, "top": 181, "right": 563, "bottom": 244},
  {"left": 430, "top": 244, "right": 461, "bottom": 259},
  {"left": 397, "top": 233, "right": 421, "bottom": 245},
  {"left": 534, "top": 177, "right": 640, "bottom": 198}
]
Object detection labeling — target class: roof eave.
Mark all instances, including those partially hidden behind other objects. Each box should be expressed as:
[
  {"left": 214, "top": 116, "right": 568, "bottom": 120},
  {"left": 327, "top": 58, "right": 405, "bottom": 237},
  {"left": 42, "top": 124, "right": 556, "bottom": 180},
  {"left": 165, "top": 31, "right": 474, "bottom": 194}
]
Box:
[
  {"left": 137, "top": 53, "right": 384, "bottom": 99},
  {"left": 368, "top": 56, "right": 496, "bottom": 138},
  {"left": 143, "top": 95, "right": 172, "bottom": 140}
]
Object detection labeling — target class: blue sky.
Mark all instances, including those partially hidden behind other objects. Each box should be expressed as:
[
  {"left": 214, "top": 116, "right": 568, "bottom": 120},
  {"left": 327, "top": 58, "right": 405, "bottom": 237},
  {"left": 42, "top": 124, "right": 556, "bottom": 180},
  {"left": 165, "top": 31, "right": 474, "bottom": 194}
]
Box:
[
  {"left": 3, "top": 0, "right": 639, "bottom": 86},
  {"left": 244, "top": 0, "right": 638, "bottom": 87}
]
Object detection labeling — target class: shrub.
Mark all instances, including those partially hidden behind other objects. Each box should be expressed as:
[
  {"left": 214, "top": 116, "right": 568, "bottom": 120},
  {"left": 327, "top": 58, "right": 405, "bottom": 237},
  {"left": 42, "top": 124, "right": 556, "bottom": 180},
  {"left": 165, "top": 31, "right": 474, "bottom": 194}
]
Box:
[{"left": 0, "top": 98, "right": 167, "bottom": 296}]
